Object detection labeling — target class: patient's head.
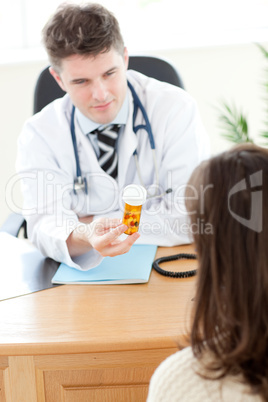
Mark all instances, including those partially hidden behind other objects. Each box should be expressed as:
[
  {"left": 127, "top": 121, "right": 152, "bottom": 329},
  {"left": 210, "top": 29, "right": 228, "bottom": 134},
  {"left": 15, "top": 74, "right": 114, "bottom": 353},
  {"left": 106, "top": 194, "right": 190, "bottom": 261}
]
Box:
[
  {"left": 186, "top": 143, "right": 268, "bottom": 397},
  {"left": 186, "top": 143, "right": 268, "bottom": 261}
]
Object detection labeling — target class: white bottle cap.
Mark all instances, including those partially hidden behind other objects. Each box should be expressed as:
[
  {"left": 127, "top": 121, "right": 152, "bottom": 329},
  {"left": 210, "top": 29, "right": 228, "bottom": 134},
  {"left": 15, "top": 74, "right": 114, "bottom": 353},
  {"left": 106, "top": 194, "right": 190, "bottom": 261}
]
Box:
[{"left": 122, "top": 184, "right": 147, "bottom": 206}]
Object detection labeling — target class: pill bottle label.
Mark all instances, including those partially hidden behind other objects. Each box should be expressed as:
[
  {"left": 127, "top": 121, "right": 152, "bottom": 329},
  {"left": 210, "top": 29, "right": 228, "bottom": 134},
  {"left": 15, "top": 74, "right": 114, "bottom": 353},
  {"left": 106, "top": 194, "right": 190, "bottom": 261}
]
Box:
[{"left": 122, "top": 203, "right": 142, "bottom": 235}]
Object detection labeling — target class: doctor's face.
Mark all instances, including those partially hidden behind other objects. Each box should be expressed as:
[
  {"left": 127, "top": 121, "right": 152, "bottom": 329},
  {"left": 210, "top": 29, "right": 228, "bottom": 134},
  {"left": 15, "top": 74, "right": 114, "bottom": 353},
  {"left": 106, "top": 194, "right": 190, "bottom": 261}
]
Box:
[{"left": 50, "top": 48, "right": 129, "bottom": 125}]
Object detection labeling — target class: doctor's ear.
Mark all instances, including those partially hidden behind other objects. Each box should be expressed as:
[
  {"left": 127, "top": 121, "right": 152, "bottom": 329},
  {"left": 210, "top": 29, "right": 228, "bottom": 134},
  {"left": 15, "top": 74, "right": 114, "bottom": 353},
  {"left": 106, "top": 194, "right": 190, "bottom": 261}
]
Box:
[
  {"left": 49, "top": 67, "right": 66, "bottom": 92},
  {"left": 123, "top": 47, "right": 129, "bottom": 70}
]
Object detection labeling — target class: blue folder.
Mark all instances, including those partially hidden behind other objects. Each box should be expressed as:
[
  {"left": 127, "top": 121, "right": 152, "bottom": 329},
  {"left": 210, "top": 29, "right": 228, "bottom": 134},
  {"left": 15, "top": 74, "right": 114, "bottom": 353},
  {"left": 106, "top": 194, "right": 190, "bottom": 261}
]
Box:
[{"left": 52, "top": 244, "right": 157, "bottom": 285}]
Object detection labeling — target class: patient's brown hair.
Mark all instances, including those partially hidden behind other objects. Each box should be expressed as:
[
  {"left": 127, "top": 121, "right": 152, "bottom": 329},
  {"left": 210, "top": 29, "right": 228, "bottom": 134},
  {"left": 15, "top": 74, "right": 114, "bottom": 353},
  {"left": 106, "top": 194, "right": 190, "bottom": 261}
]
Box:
[{"left": 186, "top": 143, "right": 268, "bottom": 400}]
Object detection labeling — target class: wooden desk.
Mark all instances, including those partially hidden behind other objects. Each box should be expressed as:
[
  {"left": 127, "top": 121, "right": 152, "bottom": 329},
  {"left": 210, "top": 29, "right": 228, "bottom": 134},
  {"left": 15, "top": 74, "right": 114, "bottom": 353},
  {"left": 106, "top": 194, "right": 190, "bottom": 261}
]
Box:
[{"left": 0, "top": 245, "right": 197, "bottom": 402}]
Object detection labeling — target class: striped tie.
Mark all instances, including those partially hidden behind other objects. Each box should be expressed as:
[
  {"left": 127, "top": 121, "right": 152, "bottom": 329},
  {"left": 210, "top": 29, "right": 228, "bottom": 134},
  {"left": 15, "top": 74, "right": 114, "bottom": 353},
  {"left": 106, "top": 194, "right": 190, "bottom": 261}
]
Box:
[{"left": 92, "top": 124, "right": 121, "bottom": 179}]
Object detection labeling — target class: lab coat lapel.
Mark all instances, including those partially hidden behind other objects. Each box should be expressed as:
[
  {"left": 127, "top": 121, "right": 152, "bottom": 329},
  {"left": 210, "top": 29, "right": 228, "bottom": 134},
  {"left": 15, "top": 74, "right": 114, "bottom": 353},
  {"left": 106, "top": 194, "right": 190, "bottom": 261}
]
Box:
[{"left": 118, "top": 89, "right": 138, "bottom": 186}]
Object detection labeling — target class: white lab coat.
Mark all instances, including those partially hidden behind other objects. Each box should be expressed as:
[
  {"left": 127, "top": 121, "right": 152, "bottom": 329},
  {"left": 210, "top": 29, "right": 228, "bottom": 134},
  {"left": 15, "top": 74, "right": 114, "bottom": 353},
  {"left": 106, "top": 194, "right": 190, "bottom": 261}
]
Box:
[{"left": 16, "top": 70, "right": 210, "bottom": 270}]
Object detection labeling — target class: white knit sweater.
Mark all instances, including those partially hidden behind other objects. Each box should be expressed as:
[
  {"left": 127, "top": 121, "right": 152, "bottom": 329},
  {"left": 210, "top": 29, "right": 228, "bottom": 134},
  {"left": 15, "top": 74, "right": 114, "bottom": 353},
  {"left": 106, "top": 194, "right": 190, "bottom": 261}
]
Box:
[{"left": 147, "top": 346, "right": 261, "bottom": 402}]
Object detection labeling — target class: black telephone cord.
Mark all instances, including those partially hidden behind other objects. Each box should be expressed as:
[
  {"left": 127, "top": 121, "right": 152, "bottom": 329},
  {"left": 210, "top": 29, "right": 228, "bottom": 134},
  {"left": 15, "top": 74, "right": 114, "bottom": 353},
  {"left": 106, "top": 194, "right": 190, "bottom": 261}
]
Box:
[{"left": 152, "top": 253, "right": 197, "bottom": 278}]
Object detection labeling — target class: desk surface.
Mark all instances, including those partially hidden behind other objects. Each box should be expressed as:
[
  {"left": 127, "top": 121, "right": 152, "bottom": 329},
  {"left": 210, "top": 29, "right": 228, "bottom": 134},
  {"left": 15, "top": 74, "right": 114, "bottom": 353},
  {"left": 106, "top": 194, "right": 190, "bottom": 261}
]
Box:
[{"left": 0, "top": 245, "right": 197, "bottom": 357}]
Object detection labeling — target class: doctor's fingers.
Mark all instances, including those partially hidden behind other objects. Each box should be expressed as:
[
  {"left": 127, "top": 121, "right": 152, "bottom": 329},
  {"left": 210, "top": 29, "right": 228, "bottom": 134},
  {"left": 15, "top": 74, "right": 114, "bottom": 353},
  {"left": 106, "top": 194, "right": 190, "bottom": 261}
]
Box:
[
  {"left": 91, "top": 217, "right": 122, "bottom": 235},
  {"left": 100, "top": 231, "right": 140, "bottom": 257},
  {"left": 90, "top": 224, "right": 138, "bottom": 255},
  {"left": 91, "top": 224, "right": 128, "bottom": 250}
]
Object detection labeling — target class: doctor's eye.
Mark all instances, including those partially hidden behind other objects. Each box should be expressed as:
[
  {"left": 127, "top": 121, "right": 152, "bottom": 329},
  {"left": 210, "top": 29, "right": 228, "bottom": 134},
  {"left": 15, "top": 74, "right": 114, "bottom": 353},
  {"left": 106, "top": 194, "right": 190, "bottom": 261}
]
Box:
[
  {"left": 73, "top": 79, "right": 87, "bottom": 85},
  {"left": 104, "top": 70, "right": 116, "bottom": 78}
]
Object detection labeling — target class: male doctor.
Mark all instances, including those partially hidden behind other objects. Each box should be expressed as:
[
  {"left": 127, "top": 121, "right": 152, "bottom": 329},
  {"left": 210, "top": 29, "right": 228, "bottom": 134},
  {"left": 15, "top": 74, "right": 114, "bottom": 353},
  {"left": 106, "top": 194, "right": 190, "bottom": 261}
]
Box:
[{"left": 16, "top": 3, "right": 210, "bottom": 270}]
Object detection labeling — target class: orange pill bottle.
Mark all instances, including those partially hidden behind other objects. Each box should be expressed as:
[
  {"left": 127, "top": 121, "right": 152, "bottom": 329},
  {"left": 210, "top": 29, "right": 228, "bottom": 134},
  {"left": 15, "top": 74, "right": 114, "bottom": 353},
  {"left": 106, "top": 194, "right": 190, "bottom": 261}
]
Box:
[{"left": 122, "top": 185, "right": 147, "bottom": 235}]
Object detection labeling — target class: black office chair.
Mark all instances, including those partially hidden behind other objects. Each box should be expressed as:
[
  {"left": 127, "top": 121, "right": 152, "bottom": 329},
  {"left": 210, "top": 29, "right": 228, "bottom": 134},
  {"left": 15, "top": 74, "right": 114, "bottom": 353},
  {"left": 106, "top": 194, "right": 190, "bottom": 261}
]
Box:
[
  {"left": 129, "top": 55, "right": 185, "bottom": 89},
  {"left": 2, "top": 56, "right": 185, "bottom": 237}
]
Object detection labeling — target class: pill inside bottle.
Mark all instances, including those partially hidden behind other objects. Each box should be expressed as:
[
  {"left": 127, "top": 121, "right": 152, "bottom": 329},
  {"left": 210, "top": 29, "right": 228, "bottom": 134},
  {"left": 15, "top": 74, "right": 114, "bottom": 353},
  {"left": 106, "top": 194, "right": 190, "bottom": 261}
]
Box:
[{"left": 122, "top": 184, "right": 147, "bottom": 235}]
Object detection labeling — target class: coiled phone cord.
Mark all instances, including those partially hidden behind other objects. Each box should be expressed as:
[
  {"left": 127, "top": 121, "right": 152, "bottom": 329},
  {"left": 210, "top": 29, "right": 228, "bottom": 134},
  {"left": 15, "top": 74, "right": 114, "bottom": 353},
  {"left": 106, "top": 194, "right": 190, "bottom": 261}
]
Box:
[{"left": 152, "top": 253, "right": 197, "bottom": 278}]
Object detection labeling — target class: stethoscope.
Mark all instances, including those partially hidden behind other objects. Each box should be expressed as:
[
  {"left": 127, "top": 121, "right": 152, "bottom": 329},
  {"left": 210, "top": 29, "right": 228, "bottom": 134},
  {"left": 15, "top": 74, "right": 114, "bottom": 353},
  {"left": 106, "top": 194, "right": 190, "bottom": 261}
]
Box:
[{"left": 71, "top": 80, "right": 172, "bottom": 199}]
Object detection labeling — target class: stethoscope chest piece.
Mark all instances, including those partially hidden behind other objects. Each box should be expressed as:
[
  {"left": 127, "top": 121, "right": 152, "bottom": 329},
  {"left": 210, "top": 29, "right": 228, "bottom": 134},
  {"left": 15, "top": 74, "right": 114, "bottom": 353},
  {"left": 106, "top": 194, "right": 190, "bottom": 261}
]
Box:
[{"left": 73, "top": 176, "right": 88, "bottom": 195}]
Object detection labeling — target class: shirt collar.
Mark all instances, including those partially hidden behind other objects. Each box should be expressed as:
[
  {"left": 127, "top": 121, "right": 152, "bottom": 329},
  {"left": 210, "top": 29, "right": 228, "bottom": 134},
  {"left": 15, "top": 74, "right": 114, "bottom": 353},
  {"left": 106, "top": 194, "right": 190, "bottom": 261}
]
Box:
[{"left": 75, "top": 94, "right": 129, "bottom": 135}]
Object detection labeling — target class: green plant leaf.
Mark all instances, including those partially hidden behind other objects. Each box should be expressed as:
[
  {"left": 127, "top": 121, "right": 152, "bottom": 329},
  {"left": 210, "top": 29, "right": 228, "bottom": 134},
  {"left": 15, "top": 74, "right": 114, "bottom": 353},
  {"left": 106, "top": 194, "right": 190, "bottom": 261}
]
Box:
[
  {"left": 215, "top": 44, "right": 268, "bottom": 147},
  {"left": 215, "top": 101, "right": 253, "bottom": 144},
  {"left": 255, "top": 43, "right": 268, "bottom": 58}
]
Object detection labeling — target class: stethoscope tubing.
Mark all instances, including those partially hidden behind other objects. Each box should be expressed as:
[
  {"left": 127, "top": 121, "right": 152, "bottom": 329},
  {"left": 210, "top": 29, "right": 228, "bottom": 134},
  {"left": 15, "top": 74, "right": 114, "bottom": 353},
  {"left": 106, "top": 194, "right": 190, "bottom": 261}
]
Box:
[
  {"left": 127, "top": 81, "right": 155, "bottom": 150},
  {"left": 70, "top": 105, "right": 82, "bottom": 179}
]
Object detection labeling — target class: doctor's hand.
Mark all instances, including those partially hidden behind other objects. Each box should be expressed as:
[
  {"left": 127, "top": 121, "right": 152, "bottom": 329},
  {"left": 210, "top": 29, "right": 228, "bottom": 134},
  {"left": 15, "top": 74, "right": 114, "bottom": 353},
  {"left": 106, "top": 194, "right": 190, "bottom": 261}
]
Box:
[
  {"left": 66, "top": 217, "right": 140, "bottom": 258},
  {"left": 88, "top": 217, "right": 140, "bottom": 257}
]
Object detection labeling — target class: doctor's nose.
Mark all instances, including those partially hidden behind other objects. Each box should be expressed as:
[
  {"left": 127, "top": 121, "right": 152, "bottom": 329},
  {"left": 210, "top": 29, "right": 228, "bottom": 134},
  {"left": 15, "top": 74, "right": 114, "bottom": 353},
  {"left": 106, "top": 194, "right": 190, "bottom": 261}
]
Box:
[{"left": 91, "top": 80, "right": 108, "bottom": 102}]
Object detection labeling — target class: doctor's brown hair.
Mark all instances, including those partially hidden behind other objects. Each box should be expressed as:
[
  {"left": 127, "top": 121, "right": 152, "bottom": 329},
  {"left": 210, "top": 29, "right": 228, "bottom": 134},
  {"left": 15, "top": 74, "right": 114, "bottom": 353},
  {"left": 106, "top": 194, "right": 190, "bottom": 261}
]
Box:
[
  {"left": 186, "top": 144, "right": 268, "bottom": 400},
  {"left": 42, "top": 3, "right": 124, "bottom": 72}
]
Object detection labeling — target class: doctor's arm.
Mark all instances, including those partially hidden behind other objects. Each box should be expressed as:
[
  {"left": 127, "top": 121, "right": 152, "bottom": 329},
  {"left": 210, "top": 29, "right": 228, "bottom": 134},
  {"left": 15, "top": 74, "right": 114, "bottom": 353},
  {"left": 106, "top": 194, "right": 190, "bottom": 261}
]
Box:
[
  {"left": 66, "top": 217, "right": 140, "bottom": 257},
  {"left": 16, "top": 118, "right": 140, "bottom": 270}
]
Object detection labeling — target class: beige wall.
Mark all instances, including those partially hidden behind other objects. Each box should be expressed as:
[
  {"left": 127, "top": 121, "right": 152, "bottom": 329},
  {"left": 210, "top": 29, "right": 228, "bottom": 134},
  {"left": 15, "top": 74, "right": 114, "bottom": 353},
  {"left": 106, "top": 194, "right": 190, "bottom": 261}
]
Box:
[{"left": 1, "top": 42, "right": 267, "bottom": 226}]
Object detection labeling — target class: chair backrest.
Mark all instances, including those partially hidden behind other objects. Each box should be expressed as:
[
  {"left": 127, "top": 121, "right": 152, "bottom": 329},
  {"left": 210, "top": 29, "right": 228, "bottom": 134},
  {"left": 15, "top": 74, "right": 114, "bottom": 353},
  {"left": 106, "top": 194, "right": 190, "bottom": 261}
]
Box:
[
  {"left": 33, "top": 68, "right": 65, "bottom": 114},
  {"left": 33, "top": 56, "right": 185, "bottom": 114},
  {"left": 128, "top": 55, "right": 185, "bottom": 89}
]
